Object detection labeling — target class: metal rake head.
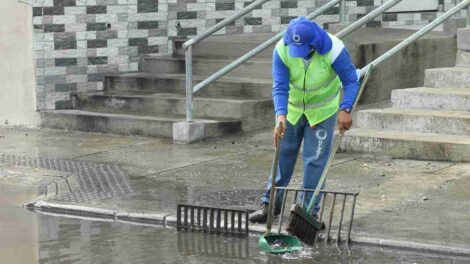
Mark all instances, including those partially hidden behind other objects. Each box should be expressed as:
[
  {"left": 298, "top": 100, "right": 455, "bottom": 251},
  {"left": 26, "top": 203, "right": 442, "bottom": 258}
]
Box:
[{"left": 275, "top": 187, "right": 359, "bottom": 255}]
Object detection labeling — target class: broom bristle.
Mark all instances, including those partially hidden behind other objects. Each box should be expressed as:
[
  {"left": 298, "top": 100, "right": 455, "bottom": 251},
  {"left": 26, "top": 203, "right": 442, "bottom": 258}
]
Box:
[{"left": 287, "top": 212, "right": 318, "bottom": 245}]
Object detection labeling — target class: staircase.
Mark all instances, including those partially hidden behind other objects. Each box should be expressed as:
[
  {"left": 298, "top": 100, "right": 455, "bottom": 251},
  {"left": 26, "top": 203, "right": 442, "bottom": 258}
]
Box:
[
  {"left": 40, "top": 34, "right": 276, "bottom": 141},
  {"left": 342, "top": 29, "right": 470, "bottom": 162}
]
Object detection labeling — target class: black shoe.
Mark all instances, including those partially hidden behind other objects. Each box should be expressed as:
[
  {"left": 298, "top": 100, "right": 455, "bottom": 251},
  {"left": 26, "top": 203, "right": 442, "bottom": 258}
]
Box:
[{"left": 249, "top": 203, "right": 281, "bottom": 224}]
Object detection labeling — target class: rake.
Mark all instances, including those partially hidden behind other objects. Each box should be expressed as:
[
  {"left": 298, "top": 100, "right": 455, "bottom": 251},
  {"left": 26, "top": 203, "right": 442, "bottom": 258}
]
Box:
[{"left": 285, "top": 66, "right": 373, "bottom": 247}]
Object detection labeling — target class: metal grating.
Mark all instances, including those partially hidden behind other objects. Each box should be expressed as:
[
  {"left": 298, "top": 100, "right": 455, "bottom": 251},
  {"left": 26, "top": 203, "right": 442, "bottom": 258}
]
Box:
[
  {"left": 0, "top": 154, "right": 133, "bottom": 202},
  {"left": 177, "top": 204, "right": 249, "bottom": 236}
]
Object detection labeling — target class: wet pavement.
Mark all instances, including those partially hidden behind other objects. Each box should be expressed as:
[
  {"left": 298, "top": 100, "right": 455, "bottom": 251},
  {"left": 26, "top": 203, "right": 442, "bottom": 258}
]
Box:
[
  {"left": 3, "top": 183, "right": 470, "bottom": 264},
  {"left": 1, "top": 126, "right": 470, "bottom": 262}
]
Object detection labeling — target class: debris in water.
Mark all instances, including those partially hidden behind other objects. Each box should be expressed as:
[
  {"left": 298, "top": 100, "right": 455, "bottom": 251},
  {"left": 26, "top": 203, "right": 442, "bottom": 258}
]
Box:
[
  {"left": 270, "top": 239, "right": 288, "bottom": 250},
  {"left": 423, "top": 196, "right": 429, "bottom": 201}
]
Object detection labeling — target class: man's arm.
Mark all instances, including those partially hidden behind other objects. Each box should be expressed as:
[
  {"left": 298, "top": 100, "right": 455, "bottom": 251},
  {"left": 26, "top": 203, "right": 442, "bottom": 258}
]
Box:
[
  {"left": 331, "top": 48, "right": 360, "bottom": 111},
  {"left": 329, "top": 35, "right": 360, "bottom": 135},
  {"left": 272, "top": 49, "right": 290, "bottom": 145},
  {"left": 272, "top": 49, "right": 290, "bottom": 117}
]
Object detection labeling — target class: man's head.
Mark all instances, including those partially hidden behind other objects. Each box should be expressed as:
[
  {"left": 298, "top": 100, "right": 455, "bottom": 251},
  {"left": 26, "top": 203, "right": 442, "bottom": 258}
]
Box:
[{"left": 284, "top": 17, "right": 331, "bottom": 58}]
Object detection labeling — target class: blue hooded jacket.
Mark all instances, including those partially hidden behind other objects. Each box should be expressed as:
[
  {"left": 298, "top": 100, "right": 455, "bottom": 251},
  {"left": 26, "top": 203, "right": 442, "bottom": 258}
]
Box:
[{"left": 273, "top": 17, "right": 359, "bottom": 117}]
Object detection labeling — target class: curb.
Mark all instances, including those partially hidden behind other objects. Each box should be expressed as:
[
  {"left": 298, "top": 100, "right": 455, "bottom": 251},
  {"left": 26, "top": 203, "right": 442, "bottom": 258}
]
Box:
[{"left": 28, "top": 200, "right": 470, "bottom": 257}]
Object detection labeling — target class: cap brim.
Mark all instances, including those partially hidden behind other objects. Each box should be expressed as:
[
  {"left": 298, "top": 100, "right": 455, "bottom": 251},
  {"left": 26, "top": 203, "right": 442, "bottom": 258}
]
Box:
[{"left": 288, "top": 44, "right": 311, "bottom": 58}]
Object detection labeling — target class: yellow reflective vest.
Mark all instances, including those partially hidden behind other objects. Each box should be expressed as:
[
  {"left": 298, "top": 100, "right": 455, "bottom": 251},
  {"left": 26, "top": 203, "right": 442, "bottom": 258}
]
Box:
[{"left": 275, "top": 38, "right": 340, "bottom": 126}]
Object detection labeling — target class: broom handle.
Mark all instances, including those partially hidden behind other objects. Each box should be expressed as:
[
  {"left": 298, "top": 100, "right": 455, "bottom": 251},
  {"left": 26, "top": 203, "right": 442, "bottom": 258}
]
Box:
[
  {"left": 306, "top": 65, "right": 374, "bottom": 214},
  {"left": 266, "top": 123, "right": 283, "bottom": 234}
]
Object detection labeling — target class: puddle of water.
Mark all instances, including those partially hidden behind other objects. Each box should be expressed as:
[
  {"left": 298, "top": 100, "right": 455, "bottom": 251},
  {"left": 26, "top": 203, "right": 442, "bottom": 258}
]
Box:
[
  {"left": 34, "top": 214, "right": 469, "bottom": 264},
  {"left": 0, "top": 183, "right": 39, "bottom": 264},
  {"left": 2, "top": 183, "right": 470, "bottom": 264}
]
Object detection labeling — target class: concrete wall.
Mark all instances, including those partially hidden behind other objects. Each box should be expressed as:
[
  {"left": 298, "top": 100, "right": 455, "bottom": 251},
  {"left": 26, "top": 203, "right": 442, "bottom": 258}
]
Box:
[
  {"left": 343, "top": 28, "right": 457, "bottom": 105},
  {"left": 0, "top": 1, "right": 39, "bottom": 126}
]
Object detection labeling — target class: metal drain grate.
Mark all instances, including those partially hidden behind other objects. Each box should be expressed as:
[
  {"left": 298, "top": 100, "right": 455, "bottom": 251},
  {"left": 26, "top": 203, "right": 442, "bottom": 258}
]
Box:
[
  {"left": 0, "top": 154, "right": 133, "bottom": 202},
  {"left": 177, "top": 204, "right": 249, "bottom": 236}
]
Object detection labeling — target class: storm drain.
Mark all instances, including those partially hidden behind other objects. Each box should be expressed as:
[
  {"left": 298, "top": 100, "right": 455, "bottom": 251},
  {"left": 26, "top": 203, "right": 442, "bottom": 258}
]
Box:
[{"left": 0, "top": 154, "right": 133, "bottom": 202}]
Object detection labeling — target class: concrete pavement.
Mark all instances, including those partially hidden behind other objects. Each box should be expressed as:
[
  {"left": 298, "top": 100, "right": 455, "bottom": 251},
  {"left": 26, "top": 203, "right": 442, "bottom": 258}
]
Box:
[{"left": 1, "top": 126, "right": 470, "bottom": 255}]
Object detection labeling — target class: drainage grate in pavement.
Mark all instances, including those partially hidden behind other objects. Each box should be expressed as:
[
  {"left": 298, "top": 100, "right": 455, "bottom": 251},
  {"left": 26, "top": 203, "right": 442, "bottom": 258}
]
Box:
[
  {"left": 192, "top": 190, "right": 263, "bottom": 210},
  {"left": 0, "top": 154, "right": 133, "bottom": 202}
]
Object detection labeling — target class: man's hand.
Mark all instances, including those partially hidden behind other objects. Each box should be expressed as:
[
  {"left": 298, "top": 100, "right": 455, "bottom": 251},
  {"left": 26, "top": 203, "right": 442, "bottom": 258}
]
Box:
[
  {"left": 338, "top": 110, "right": 352, "bottom": 135},
  {"left": 273, "top": 115, "right": 286, "bottom": 146}
]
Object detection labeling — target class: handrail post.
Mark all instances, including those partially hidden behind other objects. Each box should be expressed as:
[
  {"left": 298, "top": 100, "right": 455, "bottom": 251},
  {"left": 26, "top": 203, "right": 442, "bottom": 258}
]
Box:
[
  {"left": 467, "top": 2, "right": 470, "bottom": 27},
  {"left": 185, "top": 46, "right": 193, "bottom": 122},
  {"left": 339, "top": 0, "right": 347, "bottom": 25}
]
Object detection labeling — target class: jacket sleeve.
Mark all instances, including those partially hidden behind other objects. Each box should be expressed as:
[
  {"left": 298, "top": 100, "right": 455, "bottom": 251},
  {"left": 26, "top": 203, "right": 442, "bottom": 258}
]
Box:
[
  {"left": 272, "top": 49, "right": 290, "bottom": 117},
  {"left": 332, "top": 48, "right": 359, "bottom": 110}
]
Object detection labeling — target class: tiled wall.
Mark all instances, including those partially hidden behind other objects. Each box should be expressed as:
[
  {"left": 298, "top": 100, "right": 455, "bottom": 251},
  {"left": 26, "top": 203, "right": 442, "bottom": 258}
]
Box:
[
  {"left": 33, "top": 0, "right": 168, "bottom": 110},
  {"left": 32, "top": 0, "right": 446, "bottom": 110}
]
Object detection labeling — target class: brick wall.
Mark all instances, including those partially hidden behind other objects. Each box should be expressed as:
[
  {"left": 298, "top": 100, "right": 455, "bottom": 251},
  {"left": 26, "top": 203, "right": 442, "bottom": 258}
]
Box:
[
  {"left": 32, "top": 0, "right": 446, "bottom": 110},
  {"left": 33, "top": 0, "right": 168, "bottom": 110}
]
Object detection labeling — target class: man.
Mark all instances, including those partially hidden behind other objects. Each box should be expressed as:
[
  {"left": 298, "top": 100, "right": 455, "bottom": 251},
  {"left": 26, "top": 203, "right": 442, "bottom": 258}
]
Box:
[{"left": 249, "top": 17, "right": 359, "bottom": 223}]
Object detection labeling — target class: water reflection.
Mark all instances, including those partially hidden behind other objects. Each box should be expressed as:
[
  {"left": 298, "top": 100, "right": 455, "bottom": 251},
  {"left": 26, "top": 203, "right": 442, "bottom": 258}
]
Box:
[{"left": 34, "top": 213, "right": 470, "bottom": 264}]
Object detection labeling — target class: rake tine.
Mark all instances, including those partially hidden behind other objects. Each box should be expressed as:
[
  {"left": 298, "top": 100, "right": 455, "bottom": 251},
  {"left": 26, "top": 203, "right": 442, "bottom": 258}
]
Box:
[
  {"left": 277, "top": 190, "right": 288, "bottom": 234},
  {"left": 325, "top": 193, "right": 337, "bottom": 245},
  {"left": 335, "top": 241, "right": 343, "bottom": 255},
  {"left": 336, "top": 194, "right": 347, "bottom": 247},
  {"left": 346, "top": 194, "right": 358, "bottom": 256},
  {"left": 231, "top": 210, "right": 235, "bottom": 234},
  {"left": 293, "top": 190, "right": 299, "bottom": 205},
  {"left": 314, "top": 192, "right": 328, "bottom": 243}
]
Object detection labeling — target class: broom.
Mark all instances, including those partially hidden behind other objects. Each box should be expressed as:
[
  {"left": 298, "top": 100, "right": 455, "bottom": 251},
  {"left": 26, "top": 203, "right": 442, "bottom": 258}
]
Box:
[{"left": 286, "top": 66, "right": 373, "bottom": 245}]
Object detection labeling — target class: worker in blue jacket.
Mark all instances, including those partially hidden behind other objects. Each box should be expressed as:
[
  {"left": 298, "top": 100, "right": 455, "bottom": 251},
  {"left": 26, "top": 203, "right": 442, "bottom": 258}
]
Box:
[{"left": 250, "top": 17, "right": 360, "bottom": 223}]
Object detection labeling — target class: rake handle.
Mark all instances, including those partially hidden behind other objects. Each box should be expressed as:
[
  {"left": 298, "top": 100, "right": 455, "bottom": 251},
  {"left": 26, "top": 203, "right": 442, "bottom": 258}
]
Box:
[{"left": 266, "top": 123, "right": 283, "bottom": 234}]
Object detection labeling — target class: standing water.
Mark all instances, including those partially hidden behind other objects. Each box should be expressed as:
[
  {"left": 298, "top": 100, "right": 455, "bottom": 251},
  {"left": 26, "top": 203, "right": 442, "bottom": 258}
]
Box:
[{"left": 1, "top": 183, "right": 469, "bottom": 264}]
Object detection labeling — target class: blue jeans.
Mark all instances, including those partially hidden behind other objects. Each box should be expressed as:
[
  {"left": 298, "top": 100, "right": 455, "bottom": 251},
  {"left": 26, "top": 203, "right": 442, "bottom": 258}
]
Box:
[{"left": 262, "top": 113, "right": 337, "bottom": 215}]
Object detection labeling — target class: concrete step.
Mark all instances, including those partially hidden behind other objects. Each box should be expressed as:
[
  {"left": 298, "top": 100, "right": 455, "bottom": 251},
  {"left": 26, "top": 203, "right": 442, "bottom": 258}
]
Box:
[
  {"left": 40, "top": 110, "right": 241, "bottom": 139},
  {"left": 105, "top": 73, "right": 272, "bottom": 99},
  {"left": 341, "top": 129, "right": 470, "bottom": 162},
  {"left": 141, "top": 55, "right": 272, "bottom": 79},
  {"left": 424, "top": 67, "right": 470, "bottom": 88},
  {"left": 173, "top": 33, "right": 276, "bottom": 59},
  {"left": 73, "top": 92, "right": 274, "bottom": 130},
  {"left": 391, "top": 87, "right": 470, "bottom": 111},
  {"left": 356, "top": 108, "right": 470, "bottom": 136},
  {"left": 456, "top": 50, "right": 470, "bottom": 67}
]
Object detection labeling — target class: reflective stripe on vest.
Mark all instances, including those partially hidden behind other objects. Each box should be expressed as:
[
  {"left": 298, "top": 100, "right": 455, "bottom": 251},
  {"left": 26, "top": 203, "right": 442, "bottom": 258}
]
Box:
[
  {"left": 290, "top": 75, "right": 337, "bottom": 92},
  {"left": 288, "top": 88, "right": 340, "bottom": 109}
]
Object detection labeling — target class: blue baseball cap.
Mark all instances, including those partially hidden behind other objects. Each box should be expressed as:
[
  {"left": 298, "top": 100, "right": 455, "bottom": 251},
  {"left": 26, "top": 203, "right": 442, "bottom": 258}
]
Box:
[{"left": 284, "top": 17, "right": 330, "bottom": 58}]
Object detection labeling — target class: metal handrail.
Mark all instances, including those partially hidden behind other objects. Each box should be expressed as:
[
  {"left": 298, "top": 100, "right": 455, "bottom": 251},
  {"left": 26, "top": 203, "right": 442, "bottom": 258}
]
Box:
[
  {"left": 191, "top": 0, "right": 342, "bottom": 94},
  {"left": 183, "top": 0, "right": 271, "bottom": 50},
  {"left": 184, "top": 0, "right": 345, "bottom": 121},
  {"left": 184, "top": 0, "right": 401, "bottom": 122},
  {"left": 191, "top": 0, "right": 400, "bottom": 94},
  {"left": 360, "top": 0, "right": 470, "bottom": 77}
]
